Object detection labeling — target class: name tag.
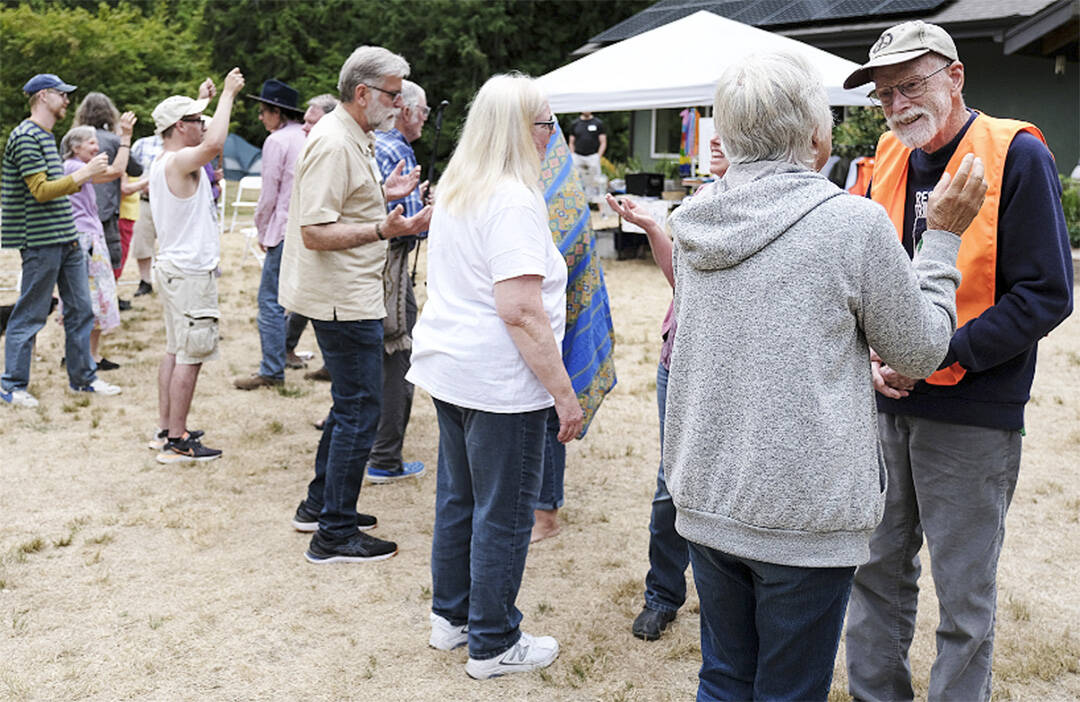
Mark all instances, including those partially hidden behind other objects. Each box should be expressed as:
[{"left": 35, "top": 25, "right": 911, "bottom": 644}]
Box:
[{"left": 588, "top": 125, "right": 597, "bottom": 132}]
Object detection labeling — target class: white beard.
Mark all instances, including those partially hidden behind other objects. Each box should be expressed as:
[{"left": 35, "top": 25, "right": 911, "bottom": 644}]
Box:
[
  {"left": 887, "top": 107, "right": 941, "bottom": 150},
  {"left": 366, "top": 102, "right": 397, "bottom": 131}
]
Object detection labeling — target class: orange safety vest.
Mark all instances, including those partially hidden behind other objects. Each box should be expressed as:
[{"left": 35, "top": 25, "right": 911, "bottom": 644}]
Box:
[
  {"left": 870, "top": 112, "right": 1048, "bottom": 385},
  {"left": 847, "top": 156, "right": 875, "bottom": 196}
]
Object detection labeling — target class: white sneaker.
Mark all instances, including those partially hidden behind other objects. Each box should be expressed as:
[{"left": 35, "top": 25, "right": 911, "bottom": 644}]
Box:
[
  {"left": 465, "top": 632, "right": 559, "bottom": 680},
  {"left": 70, "top": 378, "right": 122, "bottom": 396},
  {"left": 429, "top": 612, "right": 468, "bottom": 651},
  {"left": 0, "top": 388, "right": 39, "bottom": 408}
]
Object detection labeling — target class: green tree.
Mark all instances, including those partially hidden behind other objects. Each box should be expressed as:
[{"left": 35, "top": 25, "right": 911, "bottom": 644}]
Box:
[
  {"left": 1, "top": 2, "right": 211, "bottom": 144},
  {"left": 831, "top": 106, "right": 887, "bottom": 159}
]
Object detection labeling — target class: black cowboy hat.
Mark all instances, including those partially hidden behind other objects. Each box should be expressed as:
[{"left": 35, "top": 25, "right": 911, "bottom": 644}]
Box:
[{"left": 246, "top": 78, "right": 304, "bottom": 115}]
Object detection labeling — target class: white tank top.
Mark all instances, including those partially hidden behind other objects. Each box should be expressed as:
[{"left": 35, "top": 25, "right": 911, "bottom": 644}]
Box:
[{"left": 149, "top": 152, "right": 220, "bottom": 272}]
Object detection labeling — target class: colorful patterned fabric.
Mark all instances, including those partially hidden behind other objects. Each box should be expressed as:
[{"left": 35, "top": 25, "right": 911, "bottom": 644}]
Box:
[{"left": 539, "top": 126, "right": 617, "bottom": 436}]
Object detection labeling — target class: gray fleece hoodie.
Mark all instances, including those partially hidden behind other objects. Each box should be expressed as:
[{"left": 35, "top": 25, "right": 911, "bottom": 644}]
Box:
[{"left": 664, "top": 161, "right": 961, "bottom": 568}]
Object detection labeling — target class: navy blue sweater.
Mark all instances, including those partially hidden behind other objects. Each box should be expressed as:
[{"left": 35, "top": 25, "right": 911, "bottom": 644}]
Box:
[{"left": 876, "top": 110, "right": 1074, "bottom": 430}]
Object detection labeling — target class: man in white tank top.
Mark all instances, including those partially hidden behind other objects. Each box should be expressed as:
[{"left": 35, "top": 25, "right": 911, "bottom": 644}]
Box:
[{"left": 147, "top": 68, "right": 244, "bottom": 464}]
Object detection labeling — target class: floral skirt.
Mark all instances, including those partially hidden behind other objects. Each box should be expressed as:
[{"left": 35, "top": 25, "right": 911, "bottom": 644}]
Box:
[{"left": 83, "top": 229, "right": 120, "bottom": 333}]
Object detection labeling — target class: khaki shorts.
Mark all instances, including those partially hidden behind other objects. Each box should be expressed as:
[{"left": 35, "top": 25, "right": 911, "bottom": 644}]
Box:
[
  {"left": 153, "top": 260, "right": 220, "bottom": 365},
  {"left": 130, "top": 202, "right": 157, "bottom": 261}
]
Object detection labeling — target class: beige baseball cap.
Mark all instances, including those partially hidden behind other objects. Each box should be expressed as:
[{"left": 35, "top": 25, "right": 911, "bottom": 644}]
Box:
[
  {"left": 152, "top": 95, "right": 211, "bottom": 134},
  {"left": 844, "top": 20, "right": 958, "bottom": 89}
]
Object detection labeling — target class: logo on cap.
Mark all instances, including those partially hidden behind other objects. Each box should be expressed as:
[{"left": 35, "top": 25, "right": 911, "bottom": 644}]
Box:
[{"left": 872, "top": 32, "right": 893, "bottom": 56}]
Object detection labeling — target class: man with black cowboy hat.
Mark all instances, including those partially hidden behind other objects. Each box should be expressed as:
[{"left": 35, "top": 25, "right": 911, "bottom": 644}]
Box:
[
  {"left": 841, "top": 20, "right": 1073, "bottom": 701},
  {"left": 234, "top": 78, "right": 308, "bottom": 391}
]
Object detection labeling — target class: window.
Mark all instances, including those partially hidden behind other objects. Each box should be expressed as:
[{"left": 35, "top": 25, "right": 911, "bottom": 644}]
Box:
[{"left": 650, "top": 108, "right": 683, "bottom": 159}]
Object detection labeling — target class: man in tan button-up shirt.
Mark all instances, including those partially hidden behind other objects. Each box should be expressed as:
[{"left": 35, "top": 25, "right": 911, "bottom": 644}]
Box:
[{"left": 279, "top": 45, "right": 430, "bottom": 564}]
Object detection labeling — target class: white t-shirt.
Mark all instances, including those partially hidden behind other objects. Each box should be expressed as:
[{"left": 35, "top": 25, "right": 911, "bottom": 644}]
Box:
[
  {"left": 149, "top": 152, "right": 220, "bottom": 272},
  {"left": 407, "top": 180, "right": 567, "bottom": 413}
]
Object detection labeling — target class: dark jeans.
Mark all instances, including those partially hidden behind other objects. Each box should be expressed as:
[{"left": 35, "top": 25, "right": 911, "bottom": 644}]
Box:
[
  {"left": 285, "top": 312, "right": 309, "bottom": 353},
  {"left": 430, "top": 398, "right": 546, "bottom": 660},
  {"left": 644, "top": 362, "right": 690, "bottom": 613},
  {"left": 303, "top": 319, "right": 383, "bottom": 540},
  {"left": 690, "top": 543, "right": 855, "bottom": 702},
  {"left": 536, "top": 406, "right": 565, "bottom": 510},
  {"left": 2, "top": 241, "right": 96, "bottom": 392},
  {"left": 368, "top": 283, "right": 417, "bottom": 471}
]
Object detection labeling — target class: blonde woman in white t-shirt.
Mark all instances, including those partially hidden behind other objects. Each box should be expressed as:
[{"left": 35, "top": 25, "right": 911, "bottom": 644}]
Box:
[{"left": 407, "top": 73, "right": 583, "bottom": 680}]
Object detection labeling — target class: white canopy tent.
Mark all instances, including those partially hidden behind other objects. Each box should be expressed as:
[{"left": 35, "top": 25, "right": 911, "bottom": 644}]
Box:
[{"left": 536, "top": 10, "right": 874, "bottom": 112}]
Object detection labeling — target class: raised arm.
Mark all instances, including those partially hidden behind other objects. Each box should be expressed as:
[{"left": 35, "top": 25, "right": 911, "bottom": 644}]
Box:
[
  {"left": 171, "top": 68, "right": 244, "bottom": 176},
  {"left": 90, "top": 112, "right": 136, "bottom": 183},
  {"left": 606, "top": 194, "right": 673, "bottom": 287}
]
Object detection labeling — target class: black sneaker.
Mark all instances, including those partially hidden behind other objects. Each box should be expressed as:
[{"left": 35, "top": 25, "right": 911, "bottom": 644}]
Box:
[
  {"left": 148, "top": 428, "right": 204, "bottom": 451},
  {"left": 96, "top": 357, "right": 120, "bottom": 371},
  {"left": 133, "top": 280, "right": 153, "bottom": 297},
  {"left": 156, "top": 433, "right": 222, "bottom": 464},
  {"left": 117, "top": 298, "right": 132, "bottom": 311},
  {"left": 304, "top": 530, "right": 397, "bottom": 563},
  {"left": 291, "top": 501, "right": 377, "bottom": 532}
]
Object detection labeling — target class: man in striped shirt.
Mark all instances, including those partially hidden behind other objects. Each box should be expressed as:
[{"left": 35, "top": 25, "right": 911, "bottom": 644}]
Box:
[{"left": 1, "top": 73, "right": 122, "bottom": 408}]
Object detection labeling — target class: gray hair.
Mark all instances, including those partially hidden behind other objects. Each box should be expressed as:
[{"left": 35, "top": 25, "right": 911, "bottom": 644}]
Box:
[
  {"left": 713, "top": 51, "right": 833, "bottom": 169},
  {"left": 337, "top": 46, "right": 409, "bottom": 103},
  {"left": 400, "top": 80, "right": 426, "bottom": 109},
  {"left": 60, "top": 125, "right": 96, "bottom": 159},
  {"left": 306, "top": 93, "right": 339, "bottom": 114}
]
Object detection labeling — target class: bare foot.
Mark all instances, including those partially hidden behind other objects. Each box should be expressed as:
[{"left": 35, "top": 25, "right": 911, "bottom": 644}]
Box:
[{"left": 531, "top": 508, "right": 561, "bottom": 543}]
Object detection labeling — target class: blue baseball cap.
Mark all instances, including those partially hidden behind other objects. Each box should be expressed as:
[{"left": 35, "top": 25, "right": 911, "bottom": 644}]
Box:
[{"left": 22, "top": 74, "right": 77, "bottom": 95}]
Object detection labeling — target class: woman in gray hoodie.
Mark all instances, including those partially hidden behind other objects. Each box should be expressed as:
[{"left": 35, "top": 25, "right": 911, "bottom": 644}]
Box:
[{"left": 663, "top": 51, "right": 987, "bottom": 701}]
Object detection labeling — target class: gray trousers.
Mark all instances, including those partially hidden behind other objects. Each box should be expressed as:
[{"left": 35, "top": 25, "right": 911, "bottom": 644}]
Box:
[
  {"left": 367, "top": 282, "right": 417, "bottom": 471},
  {"left": 846, "top": 413, "right": 1021, "bottom": 702}
]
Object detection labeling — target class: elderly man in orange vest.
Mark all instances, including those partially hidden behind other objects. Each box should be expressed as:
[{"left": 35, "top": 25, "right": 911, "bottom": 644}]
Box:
[{"left": 842, "top": 21, "right": 1073, "bottom": 701}]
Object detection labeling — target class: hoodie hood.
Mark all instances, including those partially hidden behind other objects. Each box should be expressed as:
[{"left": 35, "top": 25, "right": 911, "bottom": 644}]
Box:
[{"left": 671, "top": 161, "right": 845, "bottom": 271}]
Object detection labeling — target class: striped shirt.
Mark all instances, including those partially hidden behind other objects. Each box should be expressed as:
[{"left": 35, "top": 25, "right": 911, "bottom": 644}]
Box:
[{"left": 2, "top": 119, "right": 77, "bottom": 249}]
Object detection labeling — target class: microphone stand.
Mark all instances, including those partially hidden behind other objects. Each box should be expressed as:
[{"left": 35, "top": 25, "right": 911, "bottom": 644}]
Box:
[{"left": 412, "top": 99, "right": 449, "bottom": 285}]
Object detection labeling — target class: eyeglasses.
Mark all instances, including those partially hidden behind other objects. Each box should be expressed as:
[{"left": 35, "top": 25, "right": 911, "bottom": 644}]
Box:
[
  {"left": 869, "top": 63, "right": 952, "bottom": 106},
  {"left": 415, "top": 105, "right": 431, "bottom": 119},
  {"left": 533, "top": 118, "right": 556, "bottom": 133},
  {"left": 179, "top": 115, "right": 206, "bottom": 128},
  {"left": 45, "top": 88, "right": 70, "bottom": 101},
  {"left": 364, "top": 84, "right": 402, "bottom": 102}
]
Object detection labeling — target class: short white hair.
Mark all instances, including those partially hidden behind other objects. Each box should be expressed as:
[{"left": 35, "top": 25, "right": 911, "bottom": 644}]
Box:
[
  {"left": 60, "top": 125, "right": 96, "bottom": 159},
  {"left": 306, "top": 93, "right": 339, "bottom": 114},
  {"left": 337, "top": 46, "right": 409, "bottom": 103},
  {"left": 400, "top": 80, "right": 426, "bottom": 109},
  {"left": 437, "top": 73, "right": 547, "bottom": 217},
  {"left": 713, "top": 51, "right": 833, "bottom": 169}
]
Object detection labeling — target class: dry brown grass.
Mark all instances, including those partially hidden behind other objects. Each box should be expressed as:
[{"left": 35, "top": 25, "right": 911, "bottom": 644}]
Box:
[{"left": 1, "top": 223, "right": 1077, "bottom": 701}]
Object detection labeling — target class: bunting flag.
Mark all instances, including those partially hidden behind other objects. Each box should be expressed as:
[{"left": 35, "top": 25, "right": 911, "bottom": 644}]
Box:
[
  {"left": 679, "top": 107, "right": 700, "bottom": 176},
  {"left": 538, "top": 125, "right": 617, "bottom": 437}
]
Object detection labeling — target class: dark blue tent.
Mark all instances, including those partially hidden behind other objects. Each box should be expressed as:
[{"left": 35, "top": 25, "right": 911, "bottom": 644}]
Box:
[{"left": 223, "top": 133, "right": 262, "bottom": 180}]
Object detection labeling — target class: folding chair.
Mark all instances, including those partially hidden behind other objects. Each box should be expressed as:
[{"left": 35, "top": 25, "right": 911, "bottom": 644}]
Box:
[
  {"left": 228, "top": 175, "right": 261, "bottom": 232},
  {"left": 239, "top": 227, "right": 265, "bottom": 268}
]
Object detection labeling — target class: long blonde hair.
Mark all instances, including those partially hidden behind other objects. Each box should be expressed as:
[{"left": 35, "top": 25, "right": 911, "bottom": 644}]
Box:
[{"left": 437, "top": 73, "right": 546, "bottom": 216}]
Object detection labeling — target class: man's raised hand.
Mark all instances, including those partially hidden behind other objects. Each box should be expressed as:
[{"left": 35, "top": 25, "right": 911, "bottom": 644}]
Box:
[
  {"left": 384, "top": 160, "right": 422, "bottom": 201},
  {"left": 926, "top": 153, "right": 988, "bottom": 236},
  {"left": 381, "top": 204, "right": 432, "bottom": 239}
]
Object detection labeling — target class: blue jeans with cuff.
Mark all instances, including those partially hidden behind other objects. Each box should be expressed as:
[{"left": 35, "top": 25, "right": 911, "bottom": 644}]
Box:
[
  {"left": 256, "top": 242, "right": 286, "bottom": 381},
  {"left": 2, "top": 241, "right": 97, "bottom": 392},
  {"left": 303, "top": 319, "right": 383, "bottom": 540},
  {"left": 430, "top": 398, "right": 547, "bottom": 660},
  {"left": 536, "top": 406, "right": 565, "bottom": 510},
  {"left": 690, "top": 543, "right": 854, "bottom": 701}
]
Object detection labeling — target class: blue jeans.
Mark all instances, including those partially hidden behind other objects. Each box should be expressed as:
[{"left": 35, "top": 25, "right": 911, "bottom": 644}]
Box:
[
  {"left": 303, "top": 319, "right": 383, "bottom": 540},
  {"left": 256, "top": 242, "right": 286, "bottom": 380},
  {"left": 2, "top": 241, "right": 96, "bottom": 392},
  {"left": 430, "top": 398, "right": 546, "bottom": 660},
  {"left": 690, "top": 543, "right": 854, "bottom": 702},
  {"left": 644, "top": 362, "right": 690, "bottom": 613},
  {"left": 536, "top": 407, "right": 564, "bottom": 510}
]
